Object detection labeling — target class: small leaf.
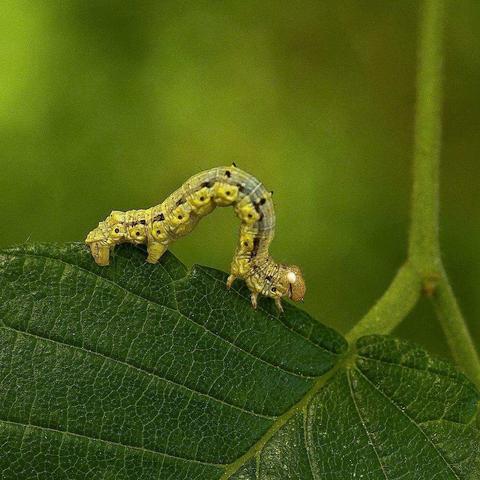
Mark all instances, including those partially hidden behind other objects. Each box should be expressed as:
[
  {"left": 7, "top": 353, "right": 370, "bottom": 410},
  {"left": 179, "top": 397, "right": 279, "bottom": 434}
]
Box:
[{"left": 0, "top": 243, "right": 478, "bottom": 479}]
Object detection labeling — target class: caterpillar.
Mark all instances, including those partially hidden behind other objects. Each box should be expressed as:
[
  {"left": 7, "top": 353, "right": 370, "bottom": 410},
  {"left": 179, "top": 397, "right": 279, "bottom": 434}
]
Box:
[{"left": 85, "top": 165, "right": 306, "bottom": 312}]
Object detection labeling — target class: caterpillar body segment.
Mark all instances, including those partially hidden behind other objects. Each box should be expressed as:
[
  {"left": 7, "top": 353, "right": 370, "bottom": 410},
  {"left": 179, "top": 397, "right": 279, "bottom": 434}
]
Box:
[{"left": 85, "top": 166, "right": 306, "bottom": 311}]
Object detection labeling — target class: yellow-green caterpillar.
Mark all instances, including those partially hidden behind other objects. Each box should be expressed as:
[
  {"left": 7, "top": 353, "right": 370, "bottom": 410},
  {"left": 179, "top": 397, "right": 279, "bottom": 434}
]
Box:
[{"left": 85, "top": 165, "right": 306, "bottom": 312}]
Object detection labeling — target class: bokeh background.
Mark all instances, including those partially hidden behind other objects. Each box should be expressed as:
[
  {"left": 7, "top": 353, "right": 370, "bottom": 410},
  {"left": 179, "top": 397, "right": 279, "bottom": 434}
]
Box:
[{"left": 1, "top": 0, "right": 478, "bottom": 360}]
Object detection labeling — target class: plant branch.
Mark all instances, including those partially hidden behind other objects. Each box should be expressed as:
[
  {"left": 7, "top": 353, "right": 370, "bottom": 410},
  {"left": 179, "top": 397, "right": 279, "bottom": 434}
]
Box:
[
  {"left": 411, "top": 0, "right": 480, "bottom": 386},
  {"left": 408, "top": 0, "right": 443, "bottom": 274},
  {"left": 347, "top": 0, "right": 443, "bottom": 342},
  {"left": 347, "top": 0, "right": 480, "bottom": 388},
  {"left": 433, "top": 267, "right": 480, "bottom": 387},
  {"left": 346, "top": 263, "right": 421, "bottom": 342}
]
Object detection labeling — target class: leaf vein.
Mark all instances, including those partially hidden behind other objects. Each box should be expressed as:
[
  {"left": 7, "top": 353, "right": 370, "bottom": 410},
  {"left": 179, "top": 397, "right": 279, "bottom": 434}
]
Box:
[
  {"left": 0, "top": 418, "right": 224, "bottom": 468},
  {"left": 302, "top": 407, "right": 319, "bottom": 480},
  {"left": 198, "top": 268, "right": 339, "bottom": 356},
  {"left": 1, "top": 325, "right": 276, "bottom": 421},
  {"left": 355, "top": 367, "right": 461, "bottom": 480},
  {"left": 356, "top": 354, "right": 465, "bottom": 384},
  {"left": 10, "top": 251, "right": 315, "bottom": 380},
  {"left": 346, "top": 369, "right": 389, "bottom": 480}
]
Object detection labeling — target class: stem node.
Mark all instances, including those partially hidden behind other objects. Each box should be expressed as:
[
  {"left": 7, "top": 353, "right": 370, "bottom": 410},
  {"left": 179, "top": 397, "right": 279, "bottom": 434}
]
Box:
[{"left": 421, "top": 271, "right": 441, "bottom": 297}]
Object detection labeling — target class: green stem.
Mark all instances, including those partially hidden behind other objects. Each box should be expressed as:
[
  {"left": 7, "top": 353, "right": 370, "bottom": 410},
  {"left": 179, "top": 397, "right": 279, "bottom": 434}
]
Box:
[
  {"left": 346, "top": 263, "right": 421, "bottom": 342},
  {"left": 347, "top": 0, "right": 480, "bottom": 388},
  {"left": 408, "top": 0, "right": 443, "bottom": 273},
  {"left": 433, "top": 268, "right": 480, "bottom": 387},
  {"left": 411, "top": 0, "right": 480, "bottom": 386}
]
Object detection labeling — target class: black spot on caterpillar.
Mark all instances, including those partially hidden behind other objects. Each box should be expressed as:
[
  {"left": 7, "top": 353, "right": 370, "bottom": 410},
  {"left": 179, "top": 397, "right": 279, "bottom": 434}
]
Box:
[
  {"left": 251, "top": 236, "right": 261, "bottom": 258},
  {"left": 85, "top": 165, "right": 306, "bottom": 312}
]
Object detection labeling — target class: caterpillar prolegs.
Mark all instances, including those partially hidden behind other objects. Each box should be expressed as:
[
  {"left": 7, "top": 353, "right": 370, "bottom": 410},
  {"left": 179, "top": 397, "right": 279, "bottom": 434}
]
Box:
[{"left": 85, "top": 166, "right": 306, "bottom": 312}]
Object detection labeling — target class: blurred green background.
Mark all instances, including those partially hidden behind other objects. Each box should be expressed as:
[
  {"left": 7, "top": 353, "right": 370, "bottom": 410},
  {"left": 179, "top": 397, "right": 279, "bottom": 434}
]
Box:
[{"left": 1, "top": 0, "right": 478, "bottom": 360}]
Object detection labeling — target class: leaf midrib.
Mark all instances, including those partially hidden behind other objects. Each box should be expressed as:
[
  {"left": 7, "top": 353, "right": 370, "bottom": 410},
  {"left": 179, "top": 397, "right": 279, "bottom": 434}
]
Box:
[{"left": 220, "top": 355, "right": 350, "bottom": 479}]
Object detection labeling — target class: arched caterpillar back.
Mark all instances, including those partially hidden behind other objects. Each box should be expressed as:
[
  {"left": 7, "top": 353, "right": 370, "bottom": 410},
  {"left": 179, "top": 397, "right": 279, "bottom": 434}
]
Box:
[{"left": 85, "top": 165, "right": 306, "bottom": 312}]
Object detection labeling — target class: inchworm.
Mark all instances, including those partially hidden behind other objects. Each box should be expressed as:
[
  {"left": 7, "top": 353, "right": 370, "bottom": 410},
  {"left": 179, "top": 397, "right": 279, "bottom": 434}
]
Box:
[{"left": 85, "top": 165, "right": 306, "bottom": 312}]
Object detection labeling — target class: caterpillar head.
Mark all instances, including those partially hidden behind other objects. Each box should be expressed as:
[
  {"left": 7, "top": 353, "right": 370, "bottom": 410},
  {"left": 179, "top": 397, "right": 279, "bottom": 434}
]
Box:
[{"left": 266, "top": 265, "right": 306, "bottom": 302}]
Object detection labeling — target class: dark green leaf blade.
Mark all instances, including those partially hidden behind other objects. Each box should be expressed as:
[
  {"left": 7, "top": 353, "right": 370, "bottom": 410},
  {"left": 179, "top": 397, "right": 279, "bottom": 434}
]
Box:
[
  {"left": 241, "top": 336, "right": 480, "bottom": 479},
  {"left": 0, "top": 243, "right": 344, "bottom": 479},
  {"left": 0, "top": 243, "right": 478, "bottom": 479}
]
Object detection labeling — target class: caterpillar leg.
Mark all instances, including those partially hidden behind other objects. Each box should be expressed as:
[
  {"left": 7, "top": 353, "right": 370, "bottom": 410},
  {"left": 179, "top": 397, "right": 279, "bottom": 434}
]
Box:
[
  {"left": 274, "top": 297, "right": 284, "bottom": 313},
  {"left": 146, "top": 242, "right": 168, "bottom": 264},
  {"left": 226, "top": 274, "right": 236, "bottom": 289},
  {"left": 250, "top": 292, "right": 258, "bottom": 309},
  {"left": 89, "top": 242, "right": 111, "bottom": 266}
]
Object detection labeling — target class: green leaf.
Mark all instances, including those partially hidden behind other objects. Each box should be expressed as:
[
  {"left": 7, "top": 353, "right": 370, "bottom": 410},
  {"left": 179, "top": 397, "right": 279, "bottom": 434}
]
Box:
[{"left": 0, "top": 243, "right": 478, "bottom": 479}]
